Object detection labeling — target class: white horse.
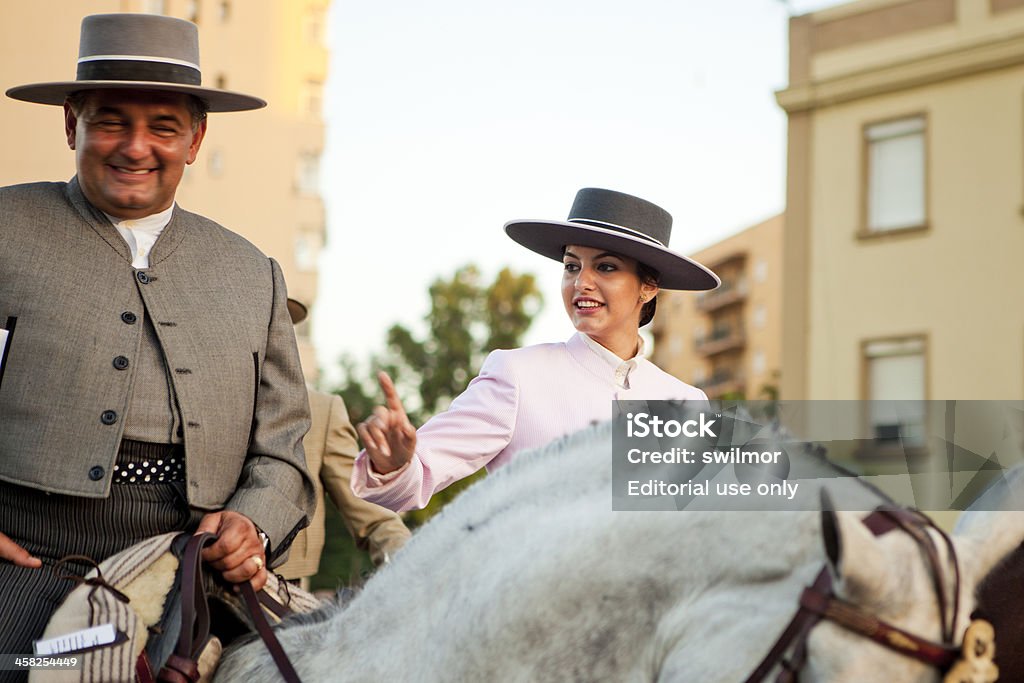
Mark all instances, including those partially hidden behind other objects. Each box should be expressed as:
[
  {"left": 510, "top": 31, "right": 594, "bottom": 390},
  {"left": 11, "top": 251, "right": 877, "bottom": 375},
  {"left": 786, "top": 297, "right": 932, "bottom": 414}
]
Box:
[{"left": 215, "top": 421, "right": 1024, "bottom": 683}]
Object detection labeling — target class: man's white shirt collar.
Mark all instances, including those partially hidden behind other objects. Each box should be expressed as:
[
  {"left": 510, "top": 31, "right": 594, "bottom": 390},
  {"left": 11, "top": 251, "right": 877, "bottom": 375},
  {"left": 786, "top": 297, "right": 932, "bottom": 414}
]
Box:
[{"left": 104, "top": 204, "right": 175, "bottom": 269}]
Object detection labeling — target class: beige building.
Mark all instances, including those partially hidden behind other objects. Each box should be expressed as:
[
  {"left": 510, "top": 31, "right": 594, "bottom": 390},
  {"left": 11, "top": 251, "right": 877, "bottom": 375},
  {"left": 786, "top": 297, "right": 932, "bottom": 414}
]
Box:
[
  {"left": 0, "top": 0, "right": 329, "bottom": 379},
  {"left": 777, "top": 0, "right": 1024, "bottom": 402},
  {"left": 651, "top": 215, "right": 783, "bottom": 400}
]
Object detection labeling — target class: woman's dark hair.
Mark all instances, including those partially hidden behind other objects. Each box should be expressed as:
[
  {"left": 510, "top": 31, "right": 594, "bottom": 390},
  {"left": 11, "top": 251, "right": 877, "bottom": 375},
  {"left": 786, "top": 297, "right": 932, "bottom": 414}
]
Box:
[{"left": 637, "top": 261, "right": 660, "bottom": 327}]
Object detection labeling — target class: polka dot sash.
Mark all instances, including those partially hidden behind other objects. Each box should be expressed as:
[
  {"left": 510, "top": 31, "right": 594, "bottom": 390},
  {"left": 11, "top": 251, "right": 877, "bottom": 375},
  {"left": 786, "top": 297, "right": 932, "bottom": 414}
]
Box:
[{"left": 113, "top": 440, "right": 185, "bottom": 484}]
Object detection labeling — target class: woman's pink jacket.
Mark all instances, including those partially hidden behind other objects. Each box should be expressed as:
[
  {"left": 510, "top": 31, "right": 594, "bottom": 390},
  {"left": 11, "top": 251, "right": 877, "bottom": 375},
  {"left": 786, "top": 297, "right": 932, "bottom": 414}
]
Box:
[{"left": 352, "top": 333, "right": 707, "bottom": 511}]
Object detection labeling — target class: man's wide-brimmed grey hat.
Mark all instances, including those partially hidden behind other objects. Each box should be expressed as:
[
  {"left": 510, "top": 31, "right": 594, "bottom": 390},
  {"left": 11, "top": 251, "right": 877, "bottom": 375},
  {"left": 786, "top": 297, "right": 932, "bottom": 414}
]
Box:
[
  {"left": 504, "top": 188, "right": 720, "bottom": 291},
  {"left": 6, "top": 13, "right": 265, "bottom": 112}
]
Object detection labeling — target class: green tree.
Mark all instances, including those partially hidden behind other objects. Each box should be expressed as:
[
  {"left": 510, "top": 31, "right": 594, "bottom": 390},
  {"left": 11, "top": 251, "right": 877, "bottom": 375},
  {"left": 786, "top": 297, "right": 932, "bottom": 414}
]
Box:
[{"left": 378, "top": 265, "right": 542, "bottom": 425}]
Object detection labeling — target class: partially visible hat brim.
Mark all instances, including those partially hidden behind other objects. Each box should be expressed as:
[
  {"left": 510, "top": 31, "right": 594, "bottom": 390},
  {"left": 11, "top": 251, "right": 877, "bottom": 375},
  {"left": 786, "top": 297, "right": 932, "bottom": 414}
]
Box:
[
  {"left": 6, "top": 80, "right": 265, "bottom": 112},
  {"left": 504, "top": 219, "right": 720, "bottom": 291},
  {"left": 287, "top": 298, "right": 309, "bottom": 325}
]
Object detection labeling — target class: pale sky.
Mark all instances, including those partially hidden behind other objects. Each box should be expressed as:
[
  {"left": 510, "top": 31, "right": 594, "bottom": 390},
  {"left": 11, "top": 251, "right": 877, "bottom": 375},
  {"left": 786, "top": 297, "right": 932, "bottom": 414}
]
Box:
[{"left": 313, "top": 0, "right": 846, "bottom": 385}]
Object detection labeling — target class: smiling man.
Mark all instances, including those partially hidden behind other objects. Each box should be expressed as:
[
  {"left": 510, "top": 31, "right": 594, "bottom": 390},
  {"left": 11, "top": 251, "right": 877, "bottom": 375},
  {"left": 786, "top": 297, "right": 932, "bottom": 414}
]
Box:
[
  {"left": 66, "top": 89, "right": 206, "bottom": 220},
  {"left": 0, "top": 13, "right": 315, "bottom": 665}
]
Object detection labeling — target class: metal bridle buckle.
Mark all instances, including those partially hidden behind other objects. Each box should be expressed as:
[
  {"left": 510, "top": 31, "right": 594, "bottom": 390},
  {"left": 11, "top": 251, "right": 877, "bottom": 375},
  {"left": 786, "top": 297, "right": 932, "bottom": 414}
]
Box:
[{"left": 942, "top": 619, "right": 998, "bottom": 683}]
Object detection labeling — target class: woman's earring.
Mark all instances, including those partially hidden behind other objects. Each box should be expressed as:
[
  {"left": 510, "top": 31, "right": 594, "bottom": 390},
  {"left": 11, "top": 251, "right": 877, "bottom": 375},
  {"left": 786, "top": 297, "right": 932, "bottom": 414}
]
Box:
[{"left": 639, "top": 295, "right": 647, "bottom": 303}]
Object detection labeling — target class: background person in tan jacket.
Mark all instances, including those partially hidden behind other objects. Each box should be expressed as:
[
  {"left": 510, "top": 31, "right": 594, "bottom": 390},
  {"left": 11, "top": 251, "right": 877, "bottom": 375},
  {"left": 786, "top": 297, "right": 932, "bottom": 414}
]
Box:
[{"left": 278, "top": 299, "right": 410, "bottom": 589}]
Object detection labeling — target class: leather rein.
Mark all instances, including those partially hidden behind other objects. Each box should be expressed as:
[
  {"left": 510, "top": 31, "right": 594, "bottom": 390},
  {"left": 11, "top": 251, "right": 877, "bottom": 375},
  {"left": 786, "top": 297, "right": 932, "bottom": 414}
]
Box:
[{"left": 744, "top": 506, "right": 963, "bottom": 683}]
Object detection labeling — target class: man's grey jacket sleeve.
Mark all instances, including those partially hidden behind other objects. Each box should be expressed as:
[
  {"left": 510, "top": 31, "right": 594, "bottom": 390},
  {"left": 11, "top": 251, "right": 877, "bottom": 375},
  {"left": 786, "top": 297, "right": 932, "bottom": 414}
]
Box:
[{"left": 226, "top": 258, "right": 316, "bottom": 558}]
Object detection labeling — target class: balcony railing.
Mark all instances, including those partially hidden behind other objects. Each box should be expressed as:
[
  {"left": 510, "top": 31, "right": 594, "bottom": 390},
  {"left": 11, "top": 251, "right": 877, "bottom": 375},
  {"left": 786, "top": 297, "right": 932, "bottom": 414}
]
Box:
[
  {"left": 696, "top": 280, "right": 748, "bottom": 313},
  {"left": 702, "top": 370, "right": 746, "bottom": 398},
  {"left": 694, "top": 326, "right": 746, "bottom": 357}
]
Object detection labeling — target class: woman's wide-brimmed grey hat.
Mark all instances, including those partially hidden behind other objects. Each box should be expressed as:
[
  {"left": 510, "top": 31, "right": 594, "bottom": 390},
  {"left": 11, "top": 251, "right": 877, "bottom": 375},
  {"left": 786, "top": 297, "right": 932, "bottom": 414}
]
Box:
[
  {"left": 504, "top": 188, "right": 720, "bottom": 291},
  {"left": 6, "top": 13, "right": 265, "bottom": 112}
]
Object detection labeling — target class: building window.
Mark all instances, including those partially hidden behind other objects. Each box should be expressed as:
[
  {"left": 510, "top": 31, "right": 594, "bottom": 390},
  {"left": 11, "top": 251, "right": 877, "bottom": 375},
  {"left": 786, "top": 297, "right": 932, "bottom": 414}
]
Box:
[
  {"left": 208, "top": 150, "right": 224, "bottom": 177},
  {"left": 864, "top": 115, "right": 927, "bottom": 234},
  {"left": 305, "top": 6, "right": 328, "bottom": 47},
  {"left": 296, "top": 152, "right": 321, "bottom": 195},
  {"left": 862, "top": 336, "right": 927, "bottom": 449},
  {"left": 692, "top": 322, "right": 706, "bottom": 346},
  {"left": 219, "top": 1, "right": 231, "bottom": 22},
  {"left": 141, "top": 0, "right": 166, "bottom": 14},
  {"left": 302, "top": 80, "right": 323, "bottom": 118},
  {"left": 294, "top": 229, "right": 322, "bottom": 273},
  {"left": 752, "top": 350, "right": 765, "bottom": 376},
  {"left": 186, "top": 0, "right": 200, "bottom": 22},
  {"left": 215, "top": 74, "right": 227, "bottom": 89},
  {"left": 752, "top": 304, "right": 766, "bottom": 330}
]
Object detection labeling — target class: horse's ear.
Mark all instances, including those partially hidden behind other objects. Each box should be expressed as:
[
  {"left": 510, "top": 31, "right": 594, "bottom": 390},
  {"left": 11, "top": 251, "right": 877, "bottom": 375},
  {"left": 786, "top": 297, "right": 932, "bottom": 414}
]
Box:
[
  {"left": 820, "top": 494, "right": 889, "bottom": 604},
  {"left": 820, "top": 490, "right": 842, "bottom": 570}
]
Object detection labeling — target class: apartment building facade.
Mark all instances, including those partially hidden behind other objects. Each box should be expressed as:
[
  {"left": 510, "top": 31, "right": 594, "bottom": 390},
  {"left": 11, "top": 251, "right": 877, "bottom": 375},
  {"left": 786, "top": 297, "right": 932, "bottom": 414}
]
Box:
[
  {"left": 0, "top": 0, "right": 329, "bottom": 378},
  {"left": 651, "top": 215, "right": 783, "bottom": 400},
  {"left": 777, "top": 0, "right": 1024, "bottom": 402}
]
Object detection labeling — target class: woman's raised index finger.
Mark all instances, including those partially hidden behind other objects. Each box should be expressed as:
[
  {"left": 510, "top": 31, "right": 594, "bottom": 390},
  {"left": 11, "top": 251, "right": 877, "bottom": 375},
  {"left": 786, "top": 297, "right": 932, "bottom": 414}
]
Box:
[{"left": 377, "top": 371, "right": 406, "bottom": 414}]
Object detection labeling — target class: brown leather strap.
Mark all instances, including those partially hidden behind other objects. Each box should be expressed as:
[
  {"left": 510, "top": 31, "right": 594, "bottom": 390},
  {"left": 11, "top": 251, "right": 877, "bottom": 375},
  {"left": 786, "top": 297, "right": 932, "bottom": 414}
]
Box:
[
  {"left": 148, "top": 532, "right": 303, "bottom": 683},
  {"left": 157, "top": 533, "right": 217, "bottom": 683},
  {"left": 819, "top": 598, "right": 958, "bottom": 668},
  {"left": 52, "top": 554, "right": 132, "bottom": 604},
  {"left": 258, "top": 588, "right": 295, "bottom": 620},
  {"left": 241, "top": 582, "right": 303, "bottom": 683},
  {"left": 136, "top": 651, "right": 156, "bottom": 683},
  {"left": 742, "top": 568, "right": 830, "bottom": 683},
  {"left": 868, "top": 507, "right": 960, "bottom": 644},
  {"left": 159, "top": 654, "right": 201, "bottom": 682},
  {"left": 178, "top": 534, "right": 216, "bottom": 660},
  {"left": 806, "top": 509, "right": 960, "bottom": 669},
  {"left": 744, "top": 506, "right": 962, "bottom": 681}
]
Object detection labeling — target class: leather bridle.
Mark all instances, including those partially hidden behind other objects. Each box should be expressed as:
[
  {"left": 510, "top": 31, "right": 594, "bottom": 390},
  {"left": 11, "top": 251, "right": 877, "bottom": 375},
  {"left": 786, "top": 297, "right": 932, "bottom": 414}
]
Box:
[{"left": 744, "top": 506, "right": 964, "bottom": 683}]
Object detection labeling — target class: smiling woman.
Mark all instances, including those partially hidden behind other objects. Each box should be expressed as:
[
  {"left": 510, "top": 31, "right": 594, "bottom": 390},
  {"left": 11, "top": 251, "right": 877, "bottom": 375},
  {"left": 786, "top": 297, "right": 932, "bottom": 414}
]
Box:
[
  {"left": 350, "top": 188, "right": 721, "bottom": 513},
  {"left": 561, "top": 246, "right": 657, "bottom": 360}
]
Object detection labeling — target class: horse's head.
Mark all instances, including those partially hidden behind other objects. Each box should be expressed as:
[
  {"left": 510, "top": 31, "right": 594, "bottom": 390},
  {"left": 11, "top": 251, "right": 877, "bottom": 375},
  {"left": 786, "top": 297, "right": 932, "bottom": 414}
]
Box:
[{"left": 800, "top": 503, "right": 1022, "bottom": 683}]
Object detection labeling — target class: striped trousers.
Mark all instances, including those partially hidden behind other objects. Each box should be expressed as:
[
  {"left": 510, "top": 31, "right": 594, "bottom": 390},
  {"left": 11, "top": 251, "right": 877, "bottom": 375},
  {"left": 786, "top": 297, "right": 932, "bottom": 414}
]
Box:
[{"left": 0, "top": 442, "right": 202, "bottom": 683}]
